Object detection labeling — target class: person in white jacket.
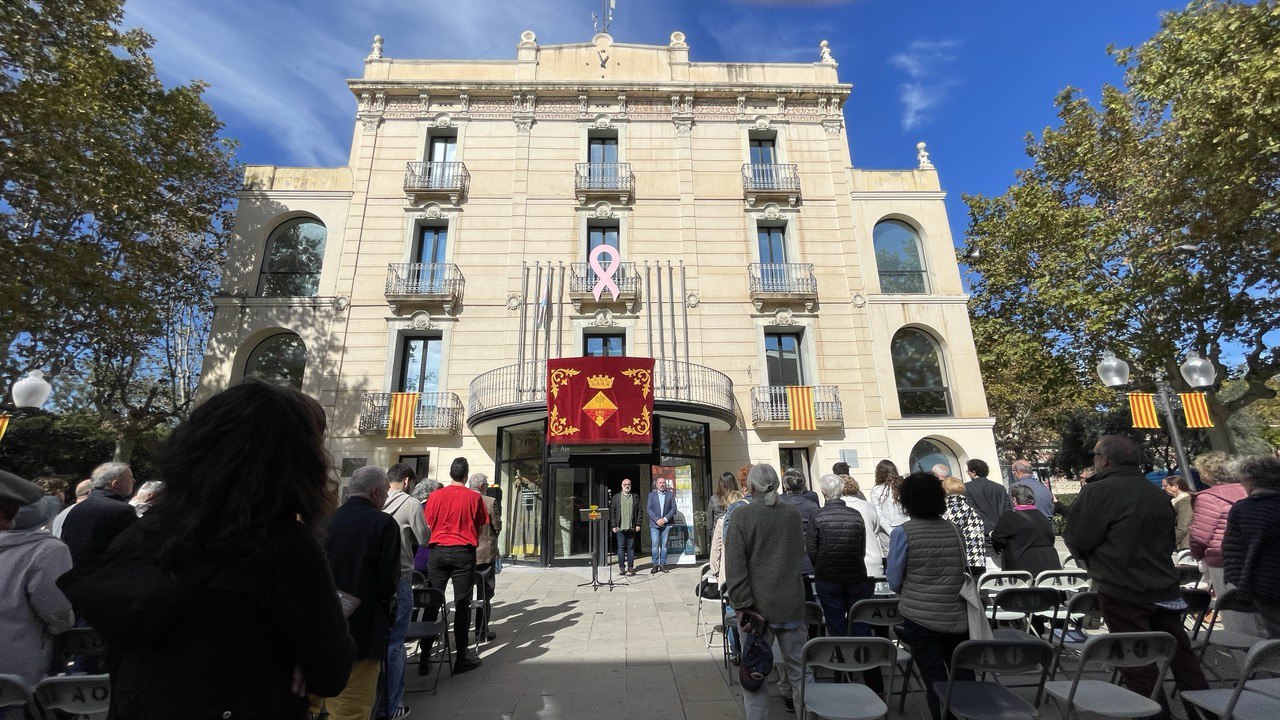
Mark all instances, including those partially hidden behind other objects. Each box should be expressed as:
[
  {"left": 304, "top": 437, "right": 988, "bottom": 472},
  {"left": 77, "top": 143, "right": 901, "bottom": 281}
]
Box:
[
  {"left": 868, "top": 460, "right": 908, "bottom": 553},
  {"left": 0, "top": 490, "right": 75, "bottom": 688},
  {"left": 839, "top": 476, "right": 885, "bottom": 578}
]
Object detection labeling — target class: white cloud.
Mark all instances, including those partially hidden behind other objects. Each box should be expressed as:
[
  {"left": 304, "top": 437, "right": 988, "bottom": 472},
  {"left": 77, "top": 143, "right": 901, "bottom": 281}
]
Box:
[
  {"left": 701, "top": 10, "right": 833, "bottom": 63},
  {"left": 889, "top": 38, "right": 961, "bottom": 131}
]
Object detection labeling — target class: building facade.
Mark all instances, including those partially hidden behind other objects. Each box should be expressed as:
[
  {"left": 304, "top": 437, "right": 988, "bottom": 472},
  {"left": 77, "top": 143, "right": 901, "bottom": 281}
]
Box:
[{"left": 198, "top": 30, "right": 998, "bottom": 565}]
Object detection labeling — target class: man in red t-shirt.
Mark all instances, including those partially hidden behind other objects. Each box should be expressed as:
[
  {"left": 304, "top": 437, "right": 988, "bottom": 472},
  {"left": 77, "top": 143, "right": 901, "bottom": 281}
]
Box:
[{"left": 422, "top": 457, "right": 490, "bottom": 673}]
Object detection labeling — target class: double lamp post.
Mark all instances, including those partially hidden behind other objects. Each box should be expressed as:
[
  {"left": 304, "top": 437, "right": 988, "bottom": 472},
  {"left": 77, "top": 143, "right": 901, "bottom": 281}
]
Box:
[{"left": 1095, "top": 350, "right": 1217, "bottom": 489}]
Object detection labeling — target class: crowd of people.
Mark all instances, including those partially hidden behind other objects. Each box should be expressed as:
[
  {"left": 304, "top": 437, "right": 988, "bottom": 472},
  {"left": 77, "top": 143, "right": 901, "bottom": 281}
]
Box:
[
  {"left": 1, "top": 378, "right": 1278, "bottom": 719},
  {"left": 710, "top": 438, "right": 1280, "bottom": 720}
]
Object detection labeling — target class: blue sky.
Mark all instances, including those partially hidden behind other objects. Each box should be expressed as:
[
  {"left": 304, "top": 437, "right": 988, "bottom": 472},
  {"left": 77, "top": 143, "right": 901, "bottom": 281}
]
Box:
[{"left": 123, "top": 0, "right": 1186, "bottom": 249}]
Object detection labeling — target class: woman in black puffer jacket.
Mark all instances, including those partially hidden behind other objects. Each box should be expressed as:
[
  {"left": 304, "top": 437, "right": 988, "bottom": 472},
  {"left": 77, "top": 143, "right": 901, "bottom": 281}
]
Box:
[{"left": 1222, "top": 455, "right": 1280, "bottom": 639}]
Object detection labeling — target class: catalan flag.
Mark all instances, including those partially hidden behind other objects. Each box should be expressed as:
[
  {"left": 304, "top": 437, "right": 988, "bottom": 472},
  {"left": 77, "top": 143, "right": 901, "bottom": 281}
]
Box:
[
  {"left": 1127, "top": 392, "right": 1161, "bottom": 429},
  {"left": 1180, "top": 392, "right": 1215, "bottom": 428},
  {"left": 387, "top": 392, "right": 419, "bottom": 439},
  {"left": 0, "top": 414, "right": 9, "bottom": 443},
  {"left": 786, "top": 386, "right": 817, "bottom": 431}
]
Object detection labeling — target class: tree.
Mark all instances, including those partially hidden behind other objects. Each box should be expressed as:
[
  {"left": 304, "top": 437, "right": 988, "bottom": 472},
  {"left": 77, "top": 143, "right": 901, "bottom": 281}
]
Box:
[
  {"left": 964, "top": 0, "right": 1280, "bottom": 453},
  {"left": 0, "top": 0, "right": 239, "bottom": 388}
]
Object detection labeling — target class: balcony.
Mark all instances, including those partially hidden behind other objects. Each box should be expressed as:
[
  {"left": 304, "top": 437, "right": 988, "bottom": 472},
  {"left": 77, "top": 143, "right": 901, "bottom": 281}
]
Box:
[
  {"left": 466, "top": 358, "right": 736, "bottom": 434},
  {"left": 568, "top": 261, "right": 641, "bottom": 312},
  {"left": 751, "top": 385, "right": 843, "bottom": 429},
  {"left": 360, "top": 392, "right": 464, "bottom": 435},
  {"left": 742, "top": 163, "right": 800, "bottom": 207},
  {"left": 384, "top": 263, "right": 464, "bottom": 316},
  {"left": 404, "top": 161, "right": 469, "bottom": 204},
  {"left": 575, "top": 162, "right": 634, "bottom": 205},
  {"left": 748, "top": 262, "right": 818, "bottom": 311}
]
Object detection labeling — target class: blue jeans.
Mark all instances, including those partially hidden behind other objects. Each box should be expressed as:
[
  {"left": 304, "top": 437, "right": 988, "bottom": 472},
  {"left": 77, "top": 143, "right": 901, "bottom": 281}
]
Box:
[
  {"left": 378, "top": 576, "right": 413, "bottom": 715},
  {"left": 650, "top": 525, "right": 670, "bottom": 566},
  {"left": 617, "top": 530, "right": 637, "bottom": 570}
]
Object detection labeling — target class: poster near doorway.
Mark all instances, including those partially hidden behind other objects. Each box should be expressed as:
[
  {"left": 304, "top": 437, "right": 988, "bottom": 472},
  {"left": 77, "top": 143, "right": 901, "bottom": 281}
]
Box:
[{"left": 651, "top": 464, "right": 697, "bottom": 566}]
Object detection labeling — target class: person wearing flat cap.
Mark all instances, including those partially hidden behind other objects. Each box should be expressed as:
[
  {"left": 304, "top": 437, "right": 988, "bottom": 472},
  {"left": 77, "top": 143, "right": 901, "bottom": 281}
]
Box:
[{"left": 0, "top": 469, "right": 76, "bottom": 687}]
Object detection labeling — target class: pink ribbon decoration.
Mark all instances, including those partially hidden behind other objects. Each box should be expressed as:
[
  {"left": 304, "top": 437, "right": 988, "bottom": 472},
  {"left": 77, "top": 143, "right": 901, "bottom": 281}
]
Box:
[{"left": 589, "top": 244, "right": 621, "bottom": 301}]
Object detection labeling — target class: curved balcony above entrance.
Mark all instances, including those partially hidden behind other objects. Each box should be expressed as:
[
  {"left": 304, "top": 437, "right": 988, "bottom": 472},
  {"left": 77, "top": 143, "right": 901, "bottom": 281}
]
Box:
[{"left": 467, "top": 359, "right": 736, "bottom": 435}]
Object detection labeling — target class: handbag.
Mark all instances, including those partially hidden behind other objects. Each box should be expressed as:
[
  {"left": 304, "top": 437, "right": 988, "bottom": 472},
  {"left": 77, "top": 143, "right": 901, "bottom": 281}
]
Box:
[{"left": 952, "top": 525, "right": 994, "bottom": 640}]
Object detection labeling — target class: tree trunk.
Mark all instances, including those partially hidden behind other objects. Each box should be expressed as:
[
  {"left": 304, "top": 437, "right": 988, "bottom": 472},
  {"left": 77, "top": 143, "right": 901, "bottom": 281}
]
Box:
[
  {"left": 1204, "top": 397, "right": 1237, "bottom": 454},
  {"left": 113, "top": 434, "right": 136, "bottom": 463}
]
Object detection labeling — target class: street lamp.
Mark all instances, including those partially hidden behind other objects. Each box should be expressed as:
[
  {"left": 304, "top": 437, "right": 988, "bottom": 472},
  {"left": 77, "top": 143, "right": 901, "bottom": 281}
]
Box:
[
  {"left": 11, "top": 370, "right": 53, "bottom": 409},
  {"left": 1095, "top": 351, "right": 1216, "bottom": 489}
]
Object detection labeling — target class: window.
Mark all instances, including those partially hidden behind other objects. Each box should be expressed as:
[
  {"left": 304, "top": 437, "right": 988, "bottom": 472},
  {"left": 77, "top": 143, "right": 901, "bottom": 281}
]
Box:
[
  {"left": 257, "top": 218, "right": 327, "bottom": 297},
  {"left": 873, "top": 220, "right": 928, "bottom": 294},
  {"left": 426, "top": 134, "right": 458, "bottom": 188},
  {"left": 779, "top": 447, "right": 811, "bottom": 476},
  {"left": 398, "top": 335, "right": 442, "bottom": 394},
  {"left": 910, "top": 438, "right": 960, "bottom": 477},
  {"left": 764, "top": 331, "right": 804, "bottom": 386},
  {"left": 243, "top": 333, "right": 306, "bottom": 389},
  {"left": 427, "top": 134, "right": 457, "bottom": 163},
  {"left": 749, "top": 136, "right": 777, "bottom": 164},
  {"left": 891, "top": 328, "right": 950, "bottom": 416},
  {"left": 757, "top": 225, "right": 787, "bottom": 264},
  {"left": 584, "top": 332, "right": 625, "bottom": 357},
  {"left": 588, "top": 224, "right": 619, "bottom": 254},
  {"left": 414, "top": 225, "right": 449, "bottom": 291},
  {"left": 586, "top": 135, "right": 619, "bottom": 189},
  {"left": 398, "top": 454, "right": 431, "bottom": 481}
]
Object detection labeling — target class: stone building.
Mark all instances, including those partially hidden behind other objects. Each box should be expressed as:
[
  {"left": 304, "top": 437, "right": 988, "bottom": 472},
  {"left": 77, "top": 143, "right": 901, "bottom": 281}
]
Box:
[{"left": 198, "top": 30, "right": 998, "bottom": 565}]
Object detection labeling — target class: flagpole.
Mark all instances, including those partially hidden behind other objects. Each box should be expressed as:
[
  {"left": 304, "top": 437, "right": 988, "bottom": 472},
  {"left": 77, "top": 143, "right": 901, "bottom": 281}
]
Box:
[{"left": 1156, "top": 380, "right": 1194, "bottom": 490}]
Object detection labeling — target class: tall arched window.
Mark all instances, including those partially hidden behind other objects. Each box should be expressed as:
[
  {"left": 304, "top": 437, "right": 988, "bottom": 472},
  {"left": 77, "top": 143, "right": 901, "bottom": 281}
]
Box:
[
  {"left": 257, "top": 218, "right": 327, "bottom": 297},
  {"left": 890, "top": 328, "right": 950, "bottom": 416},
  {"left": 873, "top": 219, "right": 928, "bottom": 294},
  {"left": 243, "top": 333, "right": 307, "bottom": 389}
]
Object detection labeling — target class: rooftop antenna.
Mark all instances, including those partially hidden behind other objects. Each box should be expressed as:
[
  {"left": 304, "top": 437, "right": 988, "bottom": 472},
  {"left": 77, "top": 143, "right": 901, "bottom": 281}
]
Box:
[{"left": 593, "top": 0, "right": 615, "bottom": 34}]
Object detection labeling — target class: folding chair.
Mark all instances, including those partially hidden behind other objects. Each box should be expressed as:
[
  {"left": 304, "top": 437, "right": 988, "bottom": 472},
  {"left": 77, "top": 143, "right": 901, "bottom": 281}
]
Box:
[
  {"left": 33, "top": 674, "right": 111, "bottom": 720},
  {"left": 1044, "top": 631, "right": 1178, "bottom": 719},
  {"left": 1197, "top": 589, "right": 1265, "bottom": 665},
  {"left": 721, "top": 594, "right": 738, "bottom": 680},
  {"left": 1181, "top": 589, "right": 1212, "bottom": 640},
  {"left": 1183, "top": 640, "right": 1280, "bottom": 720},
  {"left": 472, "top": 567, "right": 494, "bottom": 646},
  {"left": 934, "top": 638, "right": 1055, "bottom": 720},
  {"left": 0, "top": 674, "right": 32, "bottom": 717},
  {"left": 409, "top": 586, "right": 452, "bottom": 694},
  {"left": 806, "top": 601, "right": 827, "bottom": 640},
  {"left": 978, "top": 571, "right": 1033, "bottom": 623},
  {"left": 694, "top": 562, "right": 721, "bottom": 638},
  {"left": 53, "top": 626, "right": 108, "bottom": 675},
  {"left": 1048, "top": 592, "right": 1105, "bottom": 680},
  {"left": 987, "top": 587, "right": 1063, "bottom": 638},
  {"left": 799, "top": 636, "right": 896, "bottom": 720},
  {"left": 1177, "top": 564, "right": 1203, "bottom": 588},
  {"left": 848, "top": 598, "right": 924, "bottom": 712}
]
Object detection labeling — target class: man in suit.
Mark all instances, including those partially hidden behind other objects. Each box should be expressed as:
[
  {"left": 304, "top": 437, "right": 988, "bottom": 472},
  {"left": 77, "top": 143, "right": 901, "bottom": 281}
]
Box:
[
  {"left": 314, "top": 466, "right": 400, "bottom": 720},
  {"left": 60, "top": 462, "right": 136, "bottom": 565},
  {"left": 647, "top": 477, "right": 676, "bottom": 573},
  {"left": 610, "top": 477, "right": 643, "bottom": 575}
]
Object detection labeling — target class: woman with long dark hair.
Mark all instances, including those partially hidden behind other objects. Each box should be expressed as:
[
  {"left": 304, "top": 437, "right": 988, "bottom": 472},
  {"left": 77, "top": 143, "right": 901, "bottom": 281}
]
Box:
[
  {"left": 706, "top": 471, "right": 739, "bottom": 547},
  {"left": 59, "top": 381, "right": 356, "bottom": 719},
  {"left": 868, "top": 459, "right": 907, "bottom": 553}
]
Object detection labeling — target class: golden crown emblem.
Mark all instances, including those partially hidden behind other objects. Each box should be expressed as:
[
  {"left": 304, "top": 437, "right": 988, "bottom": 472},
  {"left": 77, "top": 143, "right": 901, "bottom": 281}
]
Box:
[{"left": 586, "top": 374, "right": 615, "bottom": 389}]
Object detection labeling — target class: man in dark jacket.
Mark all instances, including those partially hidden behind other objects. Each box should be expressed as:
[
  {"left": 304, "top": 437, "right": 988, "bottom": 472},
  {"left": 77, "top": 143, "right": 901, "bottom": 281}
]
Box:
[
  {"left": 963, "top": 458, "right": 1012, "bottom": 568},
  {"left": 315, "top": 466, "right": 400, "bottom": 720},
  {"left": 809, "top": 476, "right": 877, "bottom": 662},
  {"left": 60, "top": 462, "right": 137, "bottom": 566},
  {"left": 609, "top": 477, "right": 643, "bottom": 575},
  {"left": 1064, "top": 435, "right": 1207, "bottom": 719},
  {"left": 1222, "top": 455, "right": 1280, "bottom": 638},
  {"left": 780, "top": 468, "right": 820, "bottom": 581}
]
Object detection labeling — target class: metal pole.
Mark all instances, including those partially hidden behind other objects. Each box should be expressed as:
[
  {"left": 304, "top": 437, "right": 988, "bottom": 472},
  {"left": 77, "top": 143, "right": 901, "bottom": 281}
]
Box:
[
  {"left": 531, "top": 263, "right": 543, "bottom": 390},
  {"left": 517, "top": 264, "right": 529, "bottom": 392},
  {"left": 667, "top": 262, "right": 678, "bottom": 391},
  {"left": 1157, "top": 380, "right": 1195, "bottom": 489},
  {"left": 544, "top": 262, "right": 554, "bottom": 373},
  {"left": 656, "top": 260, "right": 666, "bottom": 386},
  {"left": 645, "top": 262, "right": 653, "bottom": 358},
  {"left": 679, "top": 260, "right": 690, "bottom": 398},
  {"left": 555, "top": 262, "right": 564, "bottom": 359}
]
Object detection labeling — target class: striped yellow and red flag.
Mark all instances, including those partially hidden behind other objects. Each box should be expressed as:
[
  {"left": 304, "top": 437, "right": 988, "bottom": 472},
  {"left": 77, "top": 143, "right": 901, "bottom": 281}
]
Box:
[
  {"left": 1180, "top": 392, "right": 1214, "bottom": 428},
  {"left": 0, "top": 414, "right": 9, "bottom": 443},
  {"left": 786, "top": 386, "right": 817, "bottom": 431},
  {"left": 387, "top": 392, "right": 419, "bottom": 440},
  {"left": 1127, "top": 392, "right": 1161, "bottom": 429}
]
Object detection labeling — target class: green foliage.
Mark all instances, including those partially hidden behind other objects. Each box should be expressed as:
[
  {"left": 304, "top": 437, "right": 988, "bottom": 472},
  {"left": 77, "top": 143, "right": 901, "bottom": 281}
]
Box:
[
  {"left": 964, "top": 0, "right": 1280, "bottom": 453},
  {"left": 0, "top": 411, "right": 161, "bottom": 481},
  {"left": 1, "top": 0, "right": 239, "bottom": 458}
]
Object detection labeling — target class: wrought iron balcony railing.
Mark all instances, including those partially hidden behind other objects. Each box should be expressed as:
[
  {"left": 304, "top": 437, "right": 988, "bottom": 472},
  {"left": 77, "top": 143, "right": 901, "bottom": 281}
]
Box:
[
  {"left": 404, "top": 161, "right": 469, "bottom": 197},
  {"left": 575, "top": 163, "right": 635, "bottom": 193},
  {"left": 742, "top": 163, "right": 801, "bottom": 194},
  {"left": 568, "top": 261, "right": 641, "bottom": 297},
  {"left": 750, "top": 385, "right": 843, "bottom": 427},
  {"left": 749, "top": 263, "right": 818, "bottom": 296},
  {"left": 359, "top": 392, "right": 464, "bottom": 434},
  {"left": 466, "top": 359, "right": 734, "bottom": 426},
  {"left": 384, "top": 263, "right": 464, "bottom": 315}
]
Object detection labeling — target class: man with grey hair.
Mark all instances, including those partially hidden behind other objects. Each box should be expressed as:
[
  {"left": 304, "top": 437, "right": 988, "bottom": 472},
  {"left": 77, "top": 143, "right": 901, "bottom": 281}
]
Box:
[
  {"left": 468, "top": 473, "right": 501, "bottom": 642},
  {"left": 1010, "top": 459, "right": 1053, "bottom": 518},
  {"left": 930, "top": 463, "right": 951, "bottom": 482},
  {"left": 379, "top": 463, "right": 428, "bottom": 719},
  {"left": 725, "top": 464, "right": 807, "bottom": 717},
  {"left": 60, "top": 462, "right": 137, "bottom": 565},
  {"left": 316, "top": 465, "right": 401, "bottom": 720}
]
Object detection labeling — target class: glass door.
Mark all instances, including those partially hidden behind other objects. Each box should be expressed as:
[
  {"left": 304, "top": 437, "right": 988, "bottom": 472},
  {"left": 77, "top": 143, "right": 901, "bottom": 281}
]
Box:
[
  {"left": 548, "top": 464, "right": 593, "bottom": 562},
  {"left": 588, "top": 136, "right": 618, "bottom": 188},
  {"left": 428, "top": 136, "right": 457, "bottom": 186},
  {"left": 416, "top": 226, "right": 448, "bottom": 292}
]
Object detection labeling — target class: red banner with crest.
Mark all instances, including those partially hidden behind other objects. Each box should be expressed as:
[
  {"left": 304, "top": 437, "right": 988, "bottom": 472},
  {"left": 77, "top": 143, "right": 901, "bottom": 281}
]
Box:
[{"left": 547, "top": 356, "right": 655, "bottom": 445}]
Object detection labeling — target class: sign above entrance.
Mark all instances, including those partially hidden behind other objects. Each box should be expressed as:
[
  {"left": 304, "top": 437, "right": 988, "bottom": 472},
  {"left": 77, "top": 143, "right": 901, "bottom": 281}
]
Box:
[{"left": 547, "top": 356, "right": 655, "bottom": 445}]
